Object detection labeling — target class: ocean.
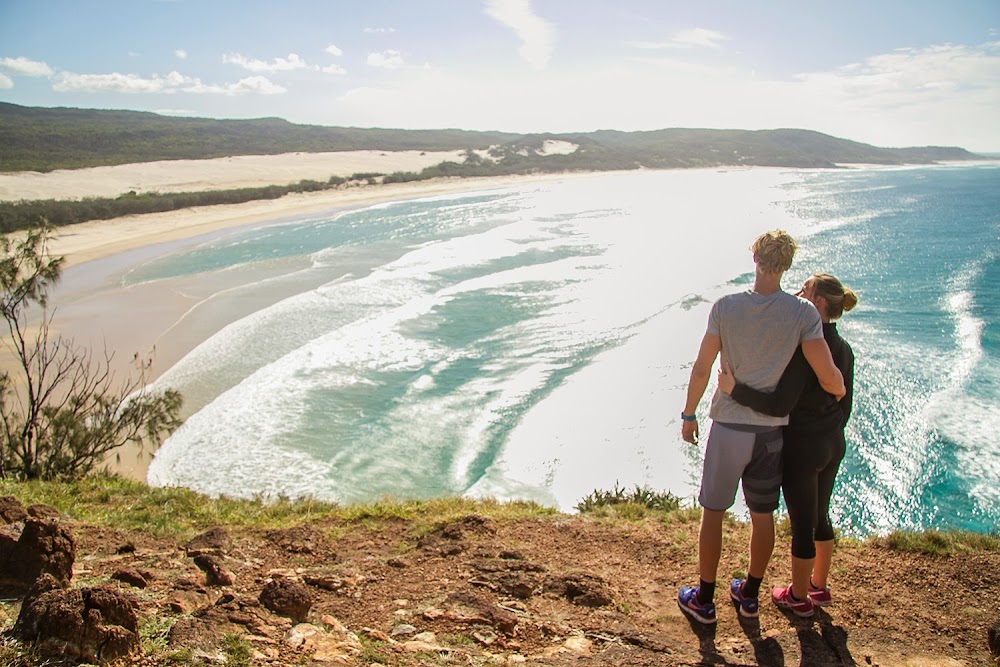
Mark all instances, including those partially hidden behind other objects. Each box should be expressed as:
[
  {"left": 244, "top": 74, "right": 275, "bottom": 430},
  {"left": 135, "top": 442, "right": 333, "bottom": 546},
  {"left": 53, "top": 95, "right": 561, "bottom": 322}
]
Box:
[{"left": 124, "top": 164, "right": 998, "bottom": 536}]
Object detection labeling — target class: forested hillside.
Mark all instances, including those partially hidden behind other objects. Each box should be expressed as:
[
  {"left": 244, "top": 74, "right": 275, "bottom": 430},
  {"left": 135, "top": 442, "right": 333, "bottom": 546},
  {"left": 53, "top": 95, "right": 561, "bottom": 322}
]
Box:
[{"left": 0, "top": 102, "right": 981, "bottom": 173}]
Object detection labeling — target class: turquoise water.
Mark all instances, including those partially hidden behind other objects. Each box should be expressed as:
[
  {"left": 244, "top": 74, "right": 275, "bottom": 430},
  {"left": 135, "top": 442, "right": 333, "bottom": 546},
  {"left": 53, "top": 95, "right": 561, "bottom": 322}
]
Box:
[
  {"left": 779, "top": 165, "right": 1000, "bottom": 534},
  {"left": 137, "top": 165, "right": 1000, "bottom": 536}
]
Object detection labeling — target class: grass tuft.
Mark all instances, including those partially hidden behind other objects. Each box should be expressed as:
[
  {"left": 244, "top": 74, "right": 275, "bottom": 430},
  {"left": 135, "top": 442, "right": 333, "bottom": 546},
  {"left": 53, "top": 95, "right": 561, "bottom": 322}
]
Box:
[
  {"left": 221, "top": 634, "right": 255, "bottom": 667},
  {"left": 880, "top": 528, "right": 1000, "bottom": 555},
  {"left": 576, "top": 482, "right": 683, "bottom": 515}
]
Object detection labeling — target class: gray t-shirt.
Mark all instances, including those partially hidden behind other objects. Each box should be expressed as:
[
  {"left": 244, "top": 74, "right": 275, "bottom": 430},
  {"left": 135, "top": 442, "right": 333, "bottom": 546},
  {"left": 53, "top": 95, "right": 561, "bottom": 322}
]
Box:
[{"left": 707, "top": 289, "right": 823, "bottom": 426}]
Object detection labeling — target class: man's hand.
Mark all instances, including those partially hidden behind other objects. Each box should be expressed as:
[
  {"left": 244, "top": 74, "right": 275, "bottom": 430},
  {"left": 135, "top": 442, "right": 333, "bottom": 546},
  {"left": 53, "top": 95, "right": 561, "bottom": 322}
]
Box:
[
  {"left": 717, "top": 360, "right": 735, "bottom": 395},
  {"left": 681, "top": 332, "right": 720, "bottom": 446},
  {"left": 801, "top": 337, "right": 846, "bottom": 400},
  {"left": 682, "top": 418, "right": 699, "bottom": 444}
]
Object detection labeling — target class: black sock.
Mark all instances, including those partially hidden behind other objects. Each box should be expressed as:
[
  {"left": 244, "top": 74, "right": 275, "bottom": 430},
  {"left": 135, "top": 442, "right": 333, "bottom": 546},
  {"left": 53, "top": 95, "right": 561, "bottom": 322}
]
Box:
[
  {"left": 741, "top": 574, "right": 763, "bottom": 598},
  {"left": 697, "top": 579, "right": 715, "bottom": 605},
  {"left": 789, "top": 586, "right": 804, "bottom": 602}
]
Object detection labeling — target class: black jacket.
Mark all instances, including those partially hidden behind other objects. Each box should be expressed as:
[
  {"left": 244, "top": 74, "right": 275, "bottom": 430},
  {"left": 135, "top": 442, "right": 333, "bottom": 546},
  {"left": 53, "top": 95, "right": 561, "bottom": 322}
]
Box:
[{"left": 730, "top": 322, "right": 855, "bottom": 436}]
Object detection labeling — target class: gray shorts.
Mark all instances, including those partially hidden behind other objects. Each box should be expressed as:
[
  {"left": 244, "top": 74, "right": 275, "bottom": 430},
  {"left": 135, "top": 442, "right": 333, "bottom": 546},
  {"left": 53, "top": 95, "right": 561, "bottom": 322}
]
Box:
[{"left": 698, "top": 422, "right": 783, "bottom": 513}]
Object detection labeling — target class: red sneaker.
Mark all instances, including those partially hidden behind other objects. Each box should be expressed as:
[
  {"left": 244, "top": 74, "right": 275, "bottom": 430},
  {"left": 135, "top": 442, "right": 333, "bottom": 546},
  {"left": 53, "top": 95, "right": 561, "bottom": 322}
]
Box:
[
  {"left": 807, "top": 582, "right": 832, "bottom": 607},
  {"left": 771, "top": 584, "right": 815, "bottom": 617}
]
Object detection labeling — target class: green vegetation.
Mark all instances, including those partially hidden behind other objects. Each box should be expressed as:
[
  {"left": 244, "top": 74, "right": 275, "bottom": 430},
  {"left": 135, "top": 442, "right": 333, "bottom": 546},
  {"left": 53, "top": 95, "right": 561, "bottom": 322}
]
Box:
[
  {"left": 0, "top": 474, "right": 555, "bottom": 538},
  {"left": 0, "top": 102, "right": 517, "bottom": 172},
  {"left": 574, "top": 482, "right": 702, "bottom": 523},
  {"left": 221, "top": 634, "right": 255, "bottom": 667},
  {"left": 1, "top": 103, "right": 983, "bottom": 235},
  {"left": 0, "top": 227, "right": 182, "bottom": 480},
  {"left": 0, "top": 635, "right": 38, "bottom": 667},
  {"left": 1, "top": 174, "right": 383, "bottom": 233},
  {"left": 880, "top": 528, "right": 1000, "bottom": 555},
  {"left": 1, "top": 102, "right": 979, "bottom": 174},
  {"left": 576, "top": 481, "right": 684, "bottom": 513}
]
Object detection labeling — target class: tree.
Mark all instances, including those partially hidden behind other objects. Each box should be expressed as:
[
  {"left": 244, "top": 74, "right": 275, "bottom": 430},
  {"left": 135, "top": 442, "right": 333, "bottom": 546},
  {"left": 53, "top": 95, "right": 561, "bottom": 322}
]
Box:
[{"left": 0, "top": 224, "right": 182, "bottom": 480}]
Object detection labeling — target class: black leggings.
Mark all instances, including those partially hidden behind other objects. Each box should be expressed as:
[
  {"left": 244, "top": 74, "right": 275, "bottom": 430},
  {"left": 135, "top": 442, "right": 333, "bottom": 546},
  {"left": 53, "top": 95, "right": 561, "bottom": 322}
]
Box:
[{"left": 781, "top": 429, "right": 846, "bottom": 559}]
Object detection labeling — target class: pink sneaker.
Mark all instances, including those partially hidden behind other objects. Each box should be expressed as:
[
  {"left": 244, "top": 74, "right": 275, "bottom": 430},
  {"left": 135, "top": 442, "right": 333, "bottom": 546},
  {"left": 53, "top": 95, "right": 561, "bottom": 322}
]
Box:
[
  {"left": 807, "top": 582, "right": 832, "bottom": 607},
  {"left": 771, "top": 585, "right": 815, "bottom": 617}
]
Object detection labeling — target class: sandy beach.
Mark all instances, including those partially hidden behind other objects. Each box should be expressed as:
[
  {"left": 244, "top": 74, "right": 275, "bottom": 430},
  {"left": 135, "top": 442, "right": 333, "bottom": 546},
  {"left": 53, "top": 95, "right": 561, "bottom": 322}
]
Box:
[
  {"left": 0, "top": 150, "right": 571, "bottom": 268},
  {"left": 1, "top": 152, "right": 579, "bottom": 481}
]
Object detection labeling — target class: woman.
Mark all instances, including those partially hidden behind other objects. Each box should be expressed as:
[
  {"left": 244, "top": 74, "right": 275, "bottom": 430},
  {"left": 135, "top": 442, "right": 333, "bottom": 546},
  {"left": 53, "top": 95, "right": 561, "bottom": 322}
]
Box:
[{"left": 718, "top": 272, "right": 858, "bottom": 618}]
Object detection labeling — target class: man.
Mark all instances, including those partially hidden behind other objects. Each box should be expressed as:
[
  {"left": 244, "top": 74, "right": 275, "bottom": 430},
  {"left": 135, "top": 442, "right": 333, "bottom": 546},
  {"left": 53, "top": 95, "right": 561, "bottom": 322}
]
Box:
[{"left": 677, "top": 229, "right": 845, "bottom": 624}]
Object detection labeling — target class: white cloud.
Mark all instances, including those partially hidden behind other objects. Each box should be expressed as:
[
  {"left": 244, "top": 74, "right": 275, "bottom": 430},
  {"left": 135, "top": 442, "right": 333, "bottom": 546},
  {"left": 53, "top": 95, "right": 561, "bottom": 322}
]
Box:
[
  {"left": 484, "top": 0, "right": 554, "bottom": 69},
  {"left": 364, "top": 27, "right": 396, "bottom": 34},
  {"left": 223, "top": 52, "right": 308, "bottom": 72},
  {"left": 325, "top": 44, "right": 343, "bottom": 56},
  {"left": 317, "top": 38, "right": 1000, "bottom": 151},
  {"left": 51, "top": 69, "right": 286, "bottom": 96},
  {"left": 673, "top": 28, "right": 727, "bottom": 49},
  {"left": 175, "top": 49, "right": 187, "bottom": 59},
  {"left": 633, "top": 28, "right": 728, "bottom": 50},
  {"left": 368, "top": 50, "right": 404, "bottom": 69},
  {"left": 0, "top": 56, "right": 54, "bottom": 77},
  {"left": 53, "top": 71, "right": 180, "bottom": 93},
  {"left": 0, "top": 73, "right": 12, "bottom": 89},
  {"left": 320, "top": 64, "right": 347, "bottom": 75},
  {"left": 228, "top": 76, "right": 286, "bottom": 95}
]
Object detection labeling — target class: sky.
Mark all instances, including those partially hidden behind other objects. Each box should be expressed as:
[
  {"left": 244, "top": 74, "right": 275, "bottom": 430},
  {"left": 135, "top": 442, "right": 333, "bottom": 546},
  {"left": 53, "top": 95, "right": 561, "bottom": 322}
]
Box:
[{"left": 2, "top": 0, "right": 999, "bottom": 152}]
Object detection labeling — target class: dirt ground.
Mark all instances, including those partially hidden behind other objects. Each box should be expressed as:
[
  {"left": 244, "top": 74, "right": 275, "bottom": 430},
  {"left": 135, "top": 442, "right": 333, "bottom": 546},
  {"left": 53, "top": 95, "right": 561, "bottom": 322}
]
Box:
[{"left": 7, "top": 507, "right": 998, "bottom": 667}]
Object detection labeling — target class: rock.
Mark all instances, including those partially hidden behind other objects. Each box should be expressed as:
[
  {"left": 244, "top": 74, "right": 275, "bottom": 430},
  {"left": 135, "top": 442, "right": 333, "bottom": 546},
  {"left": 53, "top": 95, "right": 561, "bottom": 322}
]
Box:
[
  {"left": 168, "top": 609, "right": 240, "bottom": 651},
  {"left": 169, "top": 595, "right": 274, "bottom": 650},
  {"left": 111, "top": 568, "right": 149, "bottom": 589},
  {"left": 302, "top": 571, "right": 347, "bottom": 591},
  {"left": 26, "top": 504, "right": 62, "bottom": 520},
  {"left": 13, "top": 574, "right": 140, "bottom": 664},
  {"left": 989, "top": 618, "right": 1000, "bottom": 657},
  {"left": 401, "top": 639, "right": 446, "bottom": 653},
  {"left": 489, "top": 572, "right": 540, "bottom": 599},
  {"left": 390, "top": 623, "right": 417, "bottom": 637},
  {"left": 193, "top": 553, "right": 235, "bottom": 586},
  {"left": 545, "top": 571, "right": 614, "bottom": 607},
  {"left": 266, "top": 525, "right": 333, "bottom": 556},
  {"left": 0, "top": 517, "right": 75, "bottom": 591},
  {"left": 440, "top": 515, "right": 498, "bottom": 539},
  {"left": 442, "top": 590, "right": 518, "bottom": 635},
  {"left": 0, "top": 496, "right": 28, "bottom": 524},
  {"left": 285, "top": 622, "right": 321, "bottom": 648},
  {"left": 285, "top": 621, "right": 363, "bottom": 664},
  {"left": 183, "top": 526, "right": 231, "bottom": 554},
  {"left": 260, "top": 578, "right": 313, "bottom": 622},
  {"left": 562, "top": 635, "right": 593, "bottom": 654}
]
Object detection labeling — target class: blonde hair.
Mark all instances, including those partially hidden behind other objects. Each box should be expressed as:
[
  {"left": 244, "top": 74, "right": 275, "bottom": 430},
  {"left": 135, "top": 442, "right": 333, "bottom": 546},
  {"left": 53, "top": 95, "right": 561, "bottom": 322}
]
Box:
[
  {"left": 812, "top": 273, "right": 858, "bottom": 320},
  {"left": 750, "top": 229, "right": 798, "bottom": 274}
]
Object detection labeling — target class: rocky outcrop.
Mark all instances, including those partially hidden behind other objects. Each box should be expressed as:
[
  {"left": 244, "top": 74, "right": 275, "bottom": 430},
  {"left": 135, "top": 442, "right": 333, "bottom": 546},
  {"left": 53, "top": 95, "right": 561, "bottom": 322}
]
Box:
[
  {"left": 0, "top": 495, "right": 29, "bottom": 523},
  {"left": 12, "top": 574, "right": 140, "bottom": 664},
  {"left": 545, "top": 571, "right": 615, "bottom": 607},
  {"left": 260, "top": 578, "right": 313, "bottom": 622},
  {"left": 0, "top": 516, "right": 75, "bottom": 591},
  {"left": 193, "top": 553, "right": 235, "bottom": 586},
  {"left": 183, "top": 526, "right": 231, "bottom": 554}
]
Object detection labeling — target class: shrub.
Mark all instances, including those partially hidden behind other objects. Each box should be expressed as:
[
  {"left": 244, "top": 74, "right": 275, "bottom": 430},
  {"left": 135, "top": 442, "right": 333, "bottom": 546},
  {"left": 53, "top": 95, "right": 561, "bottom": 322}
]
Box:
[{"left": 0, "top": 225, "right": 182, "bottom": 480}]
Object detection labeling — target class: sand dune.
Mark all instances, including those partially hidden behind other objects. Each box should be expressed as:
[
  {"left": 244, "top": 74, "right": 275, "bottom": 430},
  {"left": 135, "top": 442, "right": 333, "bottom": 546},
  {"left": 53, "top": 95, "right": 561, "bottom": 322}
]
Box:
[
  {"left": 0, "top": 149, "right": 470, "bottom": 201},
  {"left": 0, "top": 151, "right": 572, "bottom": 267}
]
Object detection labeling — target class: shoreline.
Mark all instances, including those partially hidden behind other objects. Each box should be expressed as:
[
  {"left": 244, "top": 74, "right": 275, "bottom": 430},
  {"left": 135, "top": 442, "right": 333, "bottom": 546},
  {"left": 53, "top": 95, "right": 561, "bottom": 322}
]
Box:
[
  {"left": 17, "top": 169, "right": 593, "bottom": 482},
  {"left": 46, "top": 171, "right": 583, "bottom": 269}
]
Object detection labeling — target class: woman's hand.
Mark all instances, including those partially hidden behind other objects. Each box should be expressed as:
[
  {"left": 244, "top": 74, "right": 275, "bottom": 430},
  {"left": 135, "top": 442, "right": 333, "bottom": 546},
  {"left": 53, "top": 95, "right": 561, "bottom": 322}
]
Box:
[{"left": 717, "top": 360, "right": 736, "bottom": 395}]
